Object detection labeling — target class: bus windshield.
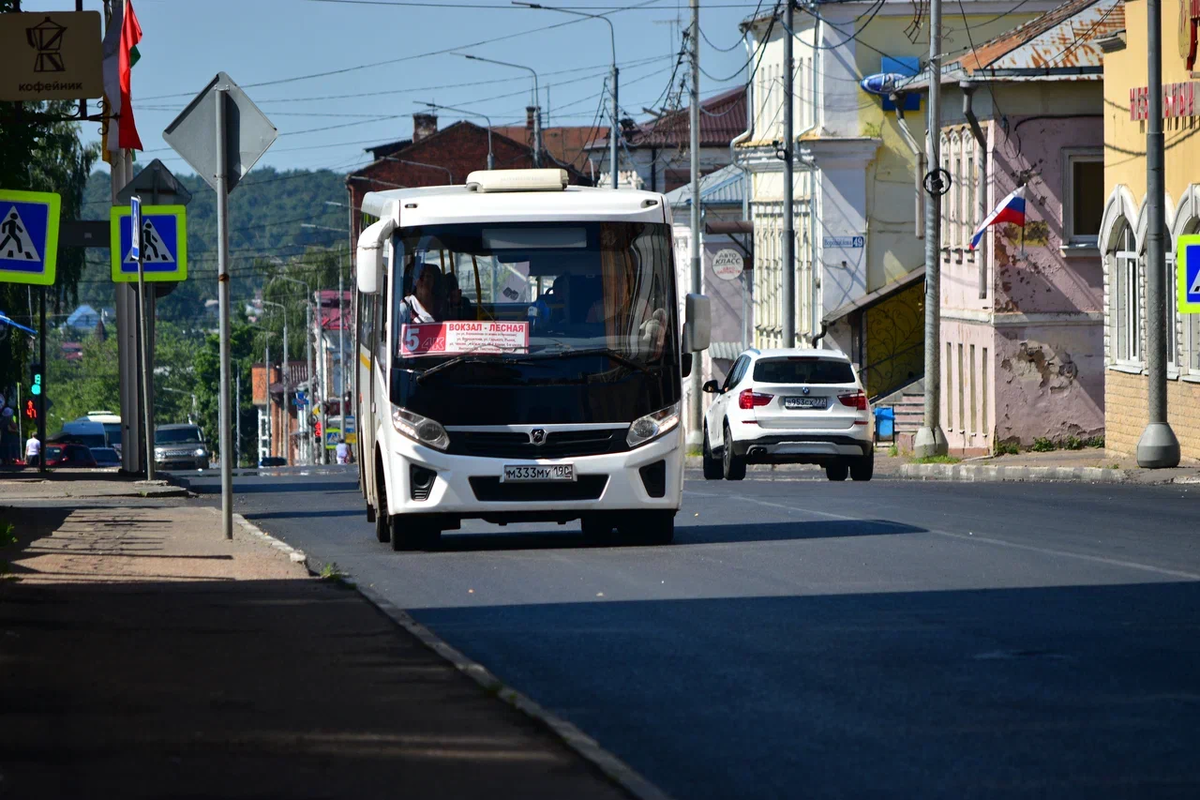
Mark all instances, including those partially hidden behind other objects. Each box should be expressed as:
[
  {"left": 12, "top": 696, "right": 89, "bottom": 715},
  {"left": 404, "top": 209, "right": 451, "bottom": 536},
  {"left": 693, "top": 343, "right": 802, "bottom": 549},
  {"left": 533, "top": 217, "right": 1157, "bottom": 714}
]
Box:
[{"left": 392, "top": 221, "right": 676, "bottom": 368}]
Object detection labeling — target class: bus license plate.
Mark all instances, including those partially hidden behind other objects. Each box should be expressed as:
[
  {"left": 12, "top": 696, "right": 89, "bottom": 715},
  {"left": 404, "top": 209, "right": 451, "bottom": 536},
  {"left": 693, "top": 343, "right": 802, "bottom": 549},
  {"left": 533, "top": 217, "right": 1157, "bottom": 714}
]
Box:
[
  {"left": 502, "top": 464, "right": 576, "bottom": 483},
  {"left": 784, "top": 396, "right": 827, "bottom": 410}
]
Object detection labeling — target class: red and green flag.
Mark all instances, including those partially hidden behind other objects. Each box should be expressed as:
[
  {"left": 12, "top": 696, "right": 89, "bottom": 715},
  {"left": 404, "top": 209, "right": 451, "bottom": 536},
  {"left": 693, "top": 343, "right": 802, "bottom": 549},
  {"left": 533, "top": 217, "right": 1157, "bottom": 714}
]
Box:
[{"left": 102, "top": 0, "right": 143, "bottom": 161}]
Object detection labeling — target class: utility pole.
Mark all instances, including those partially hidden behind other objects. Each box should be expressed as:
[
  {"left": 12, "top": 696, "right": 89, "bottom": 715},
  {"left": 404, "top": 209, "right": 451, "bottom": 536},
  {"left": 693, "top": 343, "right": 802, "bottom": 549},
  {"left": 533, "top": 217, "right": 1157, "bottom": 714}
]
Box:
[
  {"left": 782, "top": 0, "right": 795, "bottom": 348},
  {"left": 263, "top": 300, "right": 288, "bottom": 465},
  {"left": 134, "top": 197, "right": 154, "bottom": 481},
  {"left": 264, "top": 337, "right": 272, "bottom": 459},
  {"left": 338, "top": 258, "right": 346, "bottom": 451},
  {"left": 687, "top": 0, "right": 703, "bottom": 445},
  {"left": 235, "top": 373, "right": 241, "bottom": 467},
  {"left": 215, "top": 85, "right": 234, "bottom": 539},
  {"left": 1138, "top": 0, "right": 1182, "bottom": 467},
  {"left": 914, "top": 0, "right": 949, "bottom": 458},
  {"left": 37, "top": 288, "right": 46, "bottom": 474},
  {"left": 305, "top": 302, "right": 314, "bottom": 464}
]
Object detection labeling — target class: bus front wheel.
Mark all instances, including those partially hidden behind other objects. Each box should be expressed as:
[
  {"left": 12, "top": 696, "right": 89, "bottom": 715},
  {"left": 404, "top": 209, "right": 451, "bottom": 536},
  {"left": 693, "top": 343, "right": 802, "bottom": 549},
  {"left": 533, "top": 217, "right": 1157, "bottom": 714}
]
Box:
[
  {"left": 620, "top": 510, "right": 675, "bottom": 546},
  {"left": 392, "top": 515, "right": 441, "bottom": 552}
]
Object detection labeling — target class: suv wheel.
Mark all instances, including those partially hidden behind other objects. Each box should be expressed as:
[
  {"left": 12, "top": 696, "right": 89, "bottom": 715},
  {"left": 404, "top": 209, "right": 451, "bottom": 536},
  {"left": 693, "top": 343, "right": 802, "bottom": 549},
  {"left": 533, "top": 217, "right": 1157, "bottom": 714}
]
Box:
[
  {"left": 722, "top": 423, "right": 746, "bottom": 481},
  {"left": 702, "top": 427, "right": 722, "bottom": 480},
  {"left": 850, "top": 450, "right": 874, "bottom": 481},
  {"left": 825, "top": 461, "right": 849, "bottom": 481}
]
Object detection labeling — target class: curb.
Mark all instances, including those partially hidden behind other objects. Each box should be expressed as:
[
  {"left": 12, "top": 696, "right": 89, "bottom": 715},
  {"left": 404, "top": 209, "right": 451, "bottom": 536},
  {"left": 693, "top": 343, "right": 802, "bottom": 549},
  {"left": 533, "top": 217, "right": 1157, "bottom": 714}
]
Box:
[
  {"left": 352, "top": 583, "right": 675, "bottom": 800},
  {"left": 899, "top": 463, "right": 1128, "bottom": 483},
  {"left": 228, "top": 512, "right": 309, "bottom": 566}
]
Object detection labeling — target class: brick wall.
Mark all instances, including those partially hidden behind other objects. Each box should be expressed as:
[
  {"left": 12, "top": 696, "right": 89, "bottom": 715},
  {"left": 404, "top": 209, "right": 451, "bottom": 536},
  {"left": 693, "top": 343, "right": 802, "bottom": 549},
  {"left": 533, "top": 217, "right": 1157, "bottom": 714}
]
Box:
[{"left": 1104, "top": 368, "right": 1200, "bottom": 459}]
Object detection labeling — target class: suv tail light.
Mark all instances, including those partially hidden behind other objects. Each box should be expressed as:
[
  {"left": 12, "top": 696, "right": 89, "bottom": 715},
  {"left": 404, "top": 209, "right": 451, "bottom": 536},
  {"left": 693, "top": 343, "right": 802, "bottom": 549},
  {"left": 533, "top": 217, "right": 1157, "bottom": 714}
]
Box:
[
  {"left": 738, "top": 388, "right": 774, "bottom": 410},
  {"left": 838, "top": 390, "right": 867, "bottom": 410}
]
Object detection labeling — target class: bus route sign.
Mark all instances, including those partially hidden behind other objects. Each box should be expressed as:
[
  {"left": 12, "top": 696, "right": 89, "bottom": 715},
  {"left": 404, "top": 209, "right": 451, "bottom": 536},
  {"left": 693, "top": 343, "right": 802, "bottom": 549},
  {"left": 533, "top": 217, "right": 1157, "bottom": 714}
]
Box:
[{"left": 400, "top": 321, "right": 529, "bottom": 357}]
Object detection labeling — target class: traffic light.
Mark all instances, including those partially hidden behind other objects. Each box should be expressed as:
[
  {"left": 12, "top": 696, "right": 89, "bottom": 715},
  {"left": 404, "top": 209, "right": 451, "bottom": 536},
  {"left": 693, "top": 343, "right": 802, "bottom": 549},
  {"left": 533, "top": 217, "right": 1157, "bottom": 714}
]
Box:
[
  {"left": 314, "top": 420, "right": 322, "bottom": 438},
  {"left": 30, "top": 363, "right": 43, "bottom": 396},
  {"left": 24, "top": 398, "right": 37, "bottom": 421}
]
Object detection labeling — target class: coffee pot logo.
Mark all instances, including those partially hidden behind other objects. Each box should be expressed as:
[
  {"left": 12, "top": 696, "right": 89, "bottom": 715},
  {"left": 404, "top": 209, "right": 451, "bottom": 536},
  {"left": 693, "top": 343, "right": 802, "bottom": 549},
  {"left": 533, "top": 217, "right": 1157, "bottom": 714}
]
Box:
[{"left": 25, "top": 16, "right": 67, "bottom": 73}]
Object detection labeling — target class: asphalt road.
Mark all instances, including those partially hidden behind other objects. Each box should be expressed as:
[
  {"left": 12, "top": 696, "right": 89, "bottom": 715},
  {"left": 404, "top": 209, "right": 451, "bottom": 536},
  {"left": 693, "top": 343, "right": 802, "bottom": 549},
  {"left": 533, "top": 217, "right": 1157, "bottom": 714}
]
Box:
[{"left": 187, "top": 468, "right": 1200, "bottom": 799}]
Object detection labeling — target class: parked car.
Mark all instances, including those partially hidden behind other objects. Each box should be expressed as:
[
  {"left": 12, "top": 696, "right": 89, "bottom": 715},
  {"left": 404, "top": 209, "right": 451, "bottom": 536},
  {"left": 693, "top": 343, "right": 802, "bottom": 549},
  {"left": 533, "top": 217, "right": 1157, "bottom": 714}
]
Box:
[
  {"left": 90, "top": 446, "right": 122, "bottom": 467},
  {"left": 154, "top": 423, "right": 209, "bottom": 470},
  {"left": 702, "top": 348, "right": 874, "bottom": 482},
  {"left": 43, "top": 443, "right": 99, "bottom": 468}
]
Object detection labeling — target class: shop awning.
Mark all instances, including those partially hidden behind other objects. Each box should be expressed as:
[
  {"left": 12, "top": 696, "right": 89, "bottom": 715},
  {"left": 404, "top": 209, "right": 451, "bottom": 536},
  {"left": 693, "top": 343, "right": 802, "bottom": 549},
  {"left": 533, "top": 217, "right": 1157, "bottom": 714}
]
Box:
[{"left": 822, "top": 267, "right": 925, "bottom": 325}]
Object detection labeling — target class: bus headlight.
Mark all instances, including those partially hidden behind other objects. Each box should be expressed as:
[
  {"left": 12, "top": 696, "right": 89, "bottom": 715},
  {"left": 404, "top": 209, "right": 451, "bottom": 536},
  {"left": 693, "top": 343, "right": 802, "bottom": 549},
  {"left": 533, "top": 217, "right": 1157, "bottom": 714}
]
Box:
[
  {"left": 392, "top": 406, "right": 450, "bottom": 451},
  {"left": 626, "top": 402, "right": 680, "bottom": 448}
]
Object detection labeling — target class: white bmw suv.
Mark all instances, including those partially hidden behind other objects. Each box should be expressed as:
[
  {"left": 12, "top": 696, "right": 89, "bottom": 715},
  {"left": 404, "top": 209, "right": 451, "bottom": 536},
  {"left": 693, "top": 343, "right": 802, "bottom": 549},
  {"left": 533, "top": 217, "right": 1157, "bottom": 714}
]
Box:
[{"left": 701, "top": 348, "right": 874, "bottom": 481}]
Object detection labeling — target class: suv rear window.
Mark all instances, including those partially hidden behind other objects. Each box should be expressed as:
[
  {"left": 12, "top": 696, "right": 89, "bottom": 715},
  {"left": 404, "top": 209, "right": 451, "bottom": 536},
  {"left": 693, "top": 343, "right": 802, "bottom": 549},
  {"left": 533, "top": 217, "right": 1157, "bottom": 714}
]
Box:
[{"left": 753, "top": 358, "right": 855, "bottom": 384}]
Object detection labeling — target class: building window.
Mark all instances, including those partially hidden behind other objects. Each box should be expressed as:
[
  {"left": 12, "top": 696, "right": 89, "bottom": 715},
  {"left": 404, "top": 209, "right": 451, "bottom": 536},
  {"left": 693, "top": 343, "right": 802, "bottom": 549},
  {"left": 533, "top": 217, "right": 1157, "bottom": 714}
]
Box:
[
  {"left": 940, "top": 132, "right": 950, "bottom": 245},
  {"left": 945, "top": 342, "right": 954, "bottom": 430},
  {"left": 1167, "top": 247, "right": 1178, "bottom": 370},
  {"left": 1114, "top": 223, "right": 1141, "bottom": 363},
  {"left": 1066, "top": 154, "right": 1104, "bottom": 246},
  {"left": 981, "top": 347, "right": 989, "bottom": 440}
]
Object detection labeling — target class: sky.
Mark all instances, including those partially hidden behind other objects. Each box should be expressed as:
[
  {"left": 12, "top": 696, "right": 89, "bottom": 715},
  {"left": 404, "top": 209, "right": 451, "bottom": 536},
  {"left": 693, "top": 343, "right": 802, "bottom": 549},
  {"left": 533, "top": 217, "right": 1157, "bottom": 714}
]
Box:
[{"left": 21, "top": 0, "right": 765, "bottom": 176}]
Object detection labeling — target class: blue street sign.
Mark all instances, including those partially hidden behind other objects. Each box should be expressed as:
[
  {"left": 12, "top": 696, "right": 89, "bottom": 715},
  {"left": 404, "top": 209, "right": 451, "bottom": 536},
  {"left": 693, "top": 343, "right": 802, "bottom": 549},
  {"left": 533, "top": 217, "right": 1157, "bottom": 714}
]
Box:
[
  {"left": 129, "top": 195, "right": 141, "bottom": 262},
  {"left": 0, "top": 189, "right": 61, "bottom": 286},
  {"left": 1180, "top": 234, "right": 1200, "bottom": 314},
  {"left": 110, "top": 204, "right": 188, "bottom": 283}
]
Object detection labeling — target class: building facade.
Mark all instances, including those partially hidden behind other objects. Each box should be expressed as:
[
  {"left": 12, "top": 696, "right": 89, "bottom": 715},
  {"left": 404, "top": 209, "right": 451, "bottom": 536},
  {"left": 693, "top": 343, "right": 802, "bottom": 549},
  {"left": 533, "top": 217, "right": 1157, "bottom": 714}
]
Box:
[
  {"left": 736, "top": 0, "right": 1055, "bottom": 400},
  {"left": 906, "top": 0, "right": 1117, "bottom": 454},
  {"left": 1098, "top": 0, "right": 1200, "bottom": 461}
]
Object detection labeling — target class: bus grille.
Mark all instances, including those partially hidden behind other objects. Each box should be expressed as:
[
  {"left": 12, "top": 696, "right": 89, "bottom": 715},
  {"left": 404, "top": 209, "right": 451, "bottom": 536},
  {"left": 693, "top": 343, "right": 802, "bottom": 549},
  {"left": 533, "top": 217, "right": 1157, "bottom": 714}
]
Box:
[
  {"left": 448, "top": 429, "right": 627, "bottom": 459},
  {"left": 469, "top": 475, "right": 608, "bottom": 502}
]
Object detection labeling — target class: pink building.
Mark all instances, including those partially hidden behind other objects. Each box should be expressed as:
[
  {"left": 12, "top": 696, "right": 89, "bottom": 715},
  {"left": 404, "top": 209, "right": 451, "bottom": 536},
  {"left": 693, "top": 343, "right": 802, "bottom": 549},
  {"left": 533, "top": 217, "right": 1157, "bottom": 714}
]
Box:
[{"left": 906, "top": 0, "right": 1118, "bottom": 454}]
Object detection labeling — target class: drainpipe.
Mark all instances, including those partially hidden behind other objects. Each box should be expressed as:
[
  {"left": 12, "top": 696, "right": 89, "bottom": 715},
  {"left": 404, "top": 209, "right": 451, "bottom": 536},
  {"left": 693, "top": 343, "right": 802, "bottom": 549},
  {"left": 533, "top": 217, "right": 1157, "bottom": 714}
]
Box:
[
  {"left": 961, "top": 82, "right": 988, "bottom": 300},
  {"left": 890, "top": 93, "right": 926, "bottom": 240},
  {"left": 801, "top": 11, "right": 822, "bottom": 346}
]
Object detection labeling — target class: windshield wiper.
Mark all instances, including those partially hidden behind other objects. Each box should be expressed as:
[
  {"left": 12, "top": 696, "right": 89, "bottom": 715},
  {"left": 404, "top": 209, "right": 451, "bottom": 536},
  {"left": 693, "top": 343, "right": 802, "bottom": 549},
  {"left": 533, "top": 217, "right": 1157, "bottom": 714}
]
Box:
[
  {"left": 414, "top": 353, "right": 514, "bottom": 384},
  {"left": 517, "top": 347, "right": 654, "bottom": 375}
]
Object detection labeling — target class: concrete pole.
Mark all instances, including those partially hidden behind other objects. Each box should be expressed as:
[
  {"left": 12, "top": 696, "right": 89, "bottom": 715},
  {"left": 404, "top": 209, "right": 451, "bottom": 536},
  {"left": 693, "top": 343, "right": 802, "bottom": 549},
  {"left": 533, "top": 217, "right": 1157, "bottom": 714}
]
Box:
[
  {"left": 782, "top": 0, "right": 795, "bottom": 348},
  {"left": 235, "top": 373, "right": 241, "bottom": 467},
  {"left": 305, "top": 302, "right": 314, "bottom": 465},
  {"left": 914, "top": 0, "right": 949, "bottom": 458},
  {"left": 1137, "top": 0, "right": 1182, "bottom": 467},
  {"left": 136, "top": 205, "right": 154, "bottom": 481},
  {"left": 215, "top": 86, "right": 234, "bottom": 539},
  {"left": 686, "top": 0, "right": 703, "bottom": 446},
  {"left": 338, "top": 259, "right": 346, "bottom": 448},
  {"left": 611, "top": 63, "right": 620, "bottom": 188},
  {"left": 282, "top": 314, "right": 289, "bottom": 465}
]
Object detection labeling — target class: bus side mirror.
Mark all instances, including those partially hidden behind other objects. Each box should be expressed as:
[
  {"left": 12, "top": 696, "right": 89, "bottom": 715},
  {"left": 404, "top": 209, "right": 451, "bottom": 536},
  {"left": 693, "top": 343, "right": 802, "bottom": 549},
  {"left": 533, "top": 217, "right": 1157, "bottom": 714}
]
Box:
[
  {"left": 681, "top": 352, "right": 693, "bottom": 378},
  {"left": 683, "top": 293, "right": 711, "bottom": 352},
  {"left": 356, "top": 219, "right": 393, "bottom": 294}
]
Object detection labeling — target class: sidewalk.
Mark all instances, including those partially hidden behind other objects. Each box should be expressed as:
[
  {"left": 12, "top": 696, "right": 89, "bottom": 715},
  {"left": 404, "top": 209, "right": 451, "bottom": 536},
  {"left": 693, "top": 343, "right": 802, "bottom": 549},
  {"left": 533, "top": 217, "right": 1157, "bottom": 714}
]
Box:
[
  {"left": 0, "top": 502, "right": 634, "bottom": 800},
  {"left": 685, "top": 447, "right": 1200, "bottom": 484},
  {"left": 0, "top": 468, "right": 189, "bottom": 499}
]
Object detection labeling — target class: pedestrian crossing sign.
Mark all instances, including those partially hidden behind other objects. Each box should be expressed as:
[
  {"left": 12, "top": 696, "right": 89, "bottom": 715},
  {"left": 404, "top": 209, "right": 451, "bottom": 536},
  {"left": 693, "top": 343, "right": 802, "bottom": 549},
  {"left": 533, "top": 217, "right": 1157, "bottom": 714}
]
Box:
[
  {"left": 110, "top": 204, "right": 187, "bottom": 282},
  {"left": 1178, "top": 235, "right": 1200, "bottom": 313},
  {"left": 0, "top": 189, "right": 60, "bottom": 286}
]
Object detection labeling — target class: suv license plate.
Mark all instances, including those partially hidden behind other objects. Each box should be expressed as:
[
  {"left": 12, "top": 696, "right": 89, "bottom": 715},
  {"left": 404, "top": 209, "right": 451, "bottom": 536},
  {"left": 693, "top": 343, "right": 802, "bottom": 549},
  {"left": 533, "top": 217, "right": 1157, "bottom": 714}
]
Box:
[
  {"left": 784, "top": 396, "right": 828, "bottom": 410},
  {"left": 501, "top": 464, "right": 576, "bottom": 483}
]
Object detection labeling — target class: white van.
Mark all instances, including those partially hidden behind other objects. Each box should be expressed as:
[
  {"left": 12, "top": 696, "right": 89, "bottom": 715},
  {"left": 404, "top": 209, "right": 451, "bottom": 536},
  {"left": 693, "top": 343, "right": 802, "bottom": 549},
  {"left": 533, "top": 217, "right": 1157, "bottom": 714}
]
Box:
[{"left": 55, "top": 411, "right": 122, "bottom": 452}]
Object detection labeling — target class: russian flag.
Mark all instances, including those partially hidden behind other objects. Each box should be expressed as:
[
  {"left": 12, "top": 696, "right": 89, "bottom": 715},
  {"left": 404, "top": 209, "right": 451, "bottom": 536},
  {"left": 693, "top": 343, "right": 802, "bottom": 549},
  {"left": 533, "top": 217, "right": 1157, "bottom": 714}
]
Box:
[{"left": 969, "top": 186, "right": 1026, "bottom": 251}]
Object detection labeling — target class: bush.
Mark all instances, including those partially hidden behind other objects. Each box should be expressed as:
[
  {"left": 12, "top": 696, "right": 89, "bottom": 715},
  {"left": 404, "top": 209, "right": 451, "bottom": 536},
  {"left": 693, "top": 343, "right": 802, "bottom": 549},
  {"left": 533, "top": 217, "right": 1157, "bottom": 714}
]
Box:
[
  {"left": 1065, "top": 436, "right": 1084, "bottom": 450},
  {"left": 995, "top": 440, "right": 1020, "bottom": 456},
  {"left": 1085, "top": 436, "right": 1105, "bottom": 449},
  {"left": 1031, "top": 437, "right": 1056, "bottom": 452}
]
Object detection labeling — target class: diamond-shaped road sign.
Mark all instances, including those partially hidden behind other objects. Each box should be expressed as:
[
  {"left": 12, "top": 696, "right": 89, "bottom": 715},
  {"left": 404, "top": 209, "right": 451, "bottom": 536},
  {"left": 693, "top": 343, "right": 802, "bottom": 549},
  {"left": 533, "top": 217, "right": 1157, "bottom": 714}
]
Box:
[
  {"left": 162, "top": 72, "right": 277, "bottom": 193},
  {"left": 116, "top": 159, "right": 193, "bottom": 207}
]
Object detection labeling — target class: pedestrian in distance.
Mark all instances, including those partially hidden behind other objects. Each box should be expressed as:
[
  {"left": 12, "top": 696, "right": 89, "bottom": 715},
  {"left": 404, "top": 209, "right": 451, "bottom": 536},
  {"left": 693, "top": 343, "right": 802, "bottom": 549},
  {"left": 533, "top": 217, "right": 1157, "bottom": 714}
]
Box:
[
  {"left": 335, "top": 437, "right": 350, "bottom": 465},
  {"left": 24, "top": 432, "right": 41, "bottom": 468}
]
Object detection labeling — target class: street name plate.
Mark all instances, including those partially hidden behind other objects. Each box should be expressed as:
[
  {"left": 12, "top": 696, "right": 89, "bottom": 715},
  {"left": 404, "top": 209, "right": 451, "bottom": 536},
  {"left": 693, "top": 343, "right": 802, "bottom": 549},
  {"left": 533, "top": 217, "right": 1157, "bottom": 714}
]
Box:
[{"left": 163, "top": 72, "right": 278, "bottom": 192}]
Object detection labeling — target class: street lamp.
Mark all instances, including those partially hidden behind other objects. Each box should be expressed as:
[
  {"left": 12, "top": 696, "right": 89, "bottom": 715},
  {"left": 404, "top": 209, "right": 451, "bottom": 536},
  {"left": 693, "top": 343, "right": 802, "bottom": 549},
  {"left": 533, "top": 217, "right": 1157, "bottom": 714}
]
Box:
[
  {"left": 417, "top": 101, "right": 494, "bottom": 170},
  {"left": 514, "top": 1, "right": 617, "bottom": 188},
  {"left": 274, "top": 274, "right": 315, "bottom": 465},
  {"left": 459, "top": 54, "right": 541, "bottom": 167},
  {"left": 376, "top": 155, "right": 455, "bottom": 184},
  {"left": 262, "top": 300, "right": 289, "bottom": 466}
]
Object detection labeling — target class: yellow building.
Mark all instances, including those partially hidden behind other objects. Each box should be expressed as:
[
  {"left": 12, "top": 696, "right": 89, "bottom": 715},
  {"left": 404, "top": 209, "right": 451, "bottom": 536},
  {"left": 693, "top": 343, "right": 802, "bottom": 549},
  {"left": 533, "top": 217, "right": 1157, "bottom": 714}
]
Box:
[
  {"left": 736, "top": 1, "right": 1055, "bottom": 400},
  {"left": 1098, "top": 0, "right": 1200, "bottom": 460}
]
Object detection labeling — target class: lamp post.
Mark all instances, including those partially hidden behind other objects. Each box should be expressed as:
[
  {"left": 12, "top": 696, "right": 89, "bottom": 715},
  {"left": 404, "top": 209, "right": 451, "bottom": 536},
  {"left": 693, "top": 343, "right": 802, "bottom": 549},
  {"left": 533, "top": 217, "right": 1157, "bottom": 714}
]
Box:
[
  {"left": 418, "top": 101, "right": 494, "bottom": 170},
  {"left": 377, "top": 155, "right": 455, "bottom": 184},
  {"left": 275, "top": 274, "right": 314, "bottom": 465},
  {"left": 262, "top": 300, "right": 289, "bottom": 466},
  {"left": 514, "top": 2, "right": 616, "bottom": 188},
  {"left": 460, "top": 54, "right": 542, "bottom": 166}
]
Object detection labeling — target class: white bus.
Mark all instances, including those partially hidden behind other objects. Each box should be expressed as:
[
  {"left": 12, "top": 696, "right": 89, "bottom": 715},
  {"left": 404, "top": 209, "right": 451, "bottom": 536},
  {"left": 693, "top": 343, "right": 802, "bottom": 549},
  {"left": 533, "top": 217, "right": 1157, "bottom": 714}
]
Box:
[{"left": 353, "top": 169, "right": 710, "bottom": 550}]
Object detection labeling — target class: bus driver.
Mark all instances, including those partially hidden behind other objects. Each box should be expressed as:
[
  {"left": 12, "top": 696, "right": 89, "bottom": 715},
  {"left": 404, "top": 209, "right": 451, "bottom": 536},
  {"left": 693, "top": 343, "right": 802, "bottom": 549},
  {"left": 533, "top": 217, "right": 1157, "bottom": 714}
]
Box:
[{"left": 396, "top": 260, "right": 441, "bottom": 324}]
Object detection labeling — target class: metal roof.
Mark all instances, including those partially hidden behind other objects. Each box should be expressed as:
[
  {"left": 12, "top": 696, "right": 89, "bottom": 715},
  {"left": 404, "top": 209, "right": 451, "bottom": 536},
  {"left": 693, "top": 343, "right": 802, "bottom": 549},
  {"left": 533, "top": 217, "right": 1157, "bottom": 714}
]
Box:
[
  {"left": 617, "top": 86, "right": 748, "bottom": 149},
  {"left": 901, "top": 0, "right": 1122, "bottom": 88},
  {"left": 665, "top": 164, "right": 747, "bottom": 208}
]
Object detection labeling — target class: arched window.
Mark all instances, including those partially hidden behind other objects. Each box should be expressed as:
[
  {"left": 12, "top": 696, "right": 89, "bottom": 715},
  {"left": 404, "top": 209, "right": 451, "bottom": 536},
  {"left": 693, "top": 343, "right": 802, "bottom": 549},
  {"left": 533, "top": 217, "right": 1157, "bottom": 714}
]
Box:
[
  {"left": 963, "top": 134, "right": 976, "bottom": 260},
  {"left": 1114, "top": 222, "right": 1141, "bottom": 363}
]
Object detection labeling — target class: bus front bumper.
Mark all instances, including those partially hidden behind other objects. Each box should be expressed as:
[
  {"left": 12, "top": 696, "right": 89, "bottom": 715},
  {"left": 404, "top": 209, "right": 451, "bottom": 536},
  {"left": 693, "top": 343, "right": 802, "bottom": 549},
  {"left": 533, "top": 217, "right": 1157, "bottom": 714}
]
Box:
[{"left": 385, "top": 426, "right": 683, "bottom": 521}]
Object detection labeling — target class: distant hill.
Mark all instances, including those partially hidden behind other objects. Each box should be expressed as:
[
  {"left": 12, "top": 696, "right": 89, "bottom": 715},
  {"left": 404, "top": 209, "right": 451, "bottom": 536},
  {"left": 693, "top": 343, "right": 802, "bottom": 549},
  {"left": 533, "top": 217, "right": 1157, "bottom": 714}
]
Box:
[{"left": 79, "top": 165, "right": 349, "bottom": 322}]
